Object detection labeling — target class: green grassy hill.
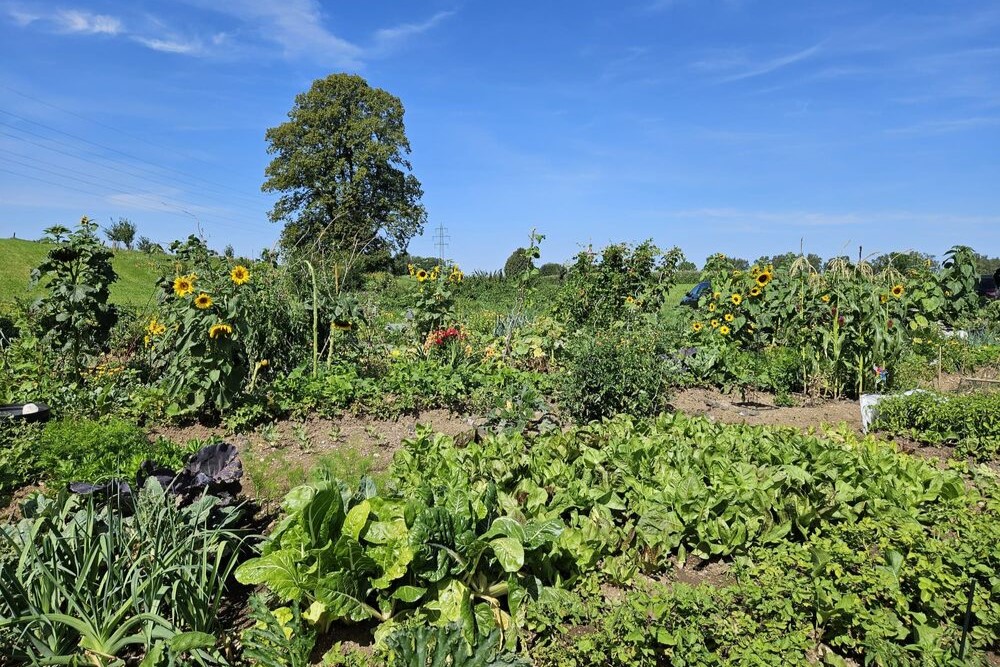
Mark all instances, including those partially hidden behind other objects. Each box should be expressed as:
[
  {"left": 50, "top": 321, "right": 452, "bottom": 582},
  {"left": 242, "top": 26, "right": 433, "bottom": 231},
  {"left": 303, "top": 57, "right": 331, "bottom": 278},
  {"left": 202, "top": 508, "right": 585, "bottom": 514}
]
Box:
[{"left": 0, "top": 238, "right": 169, "bottom": 310}]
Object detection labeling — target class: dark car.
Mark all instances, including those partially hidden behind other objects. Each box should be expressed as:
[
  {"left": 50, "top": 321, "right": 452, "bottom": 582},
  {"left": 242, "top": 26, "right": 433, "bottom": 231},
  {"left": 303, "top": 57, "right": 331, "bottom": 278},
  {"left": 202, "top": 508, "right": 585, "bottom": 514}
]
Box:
[
  {"left": 680, "top": 280, "right": 711, "bottom": 306},
  {"left": 977, "top": 271, "right": 1000, "bottom": 301}
]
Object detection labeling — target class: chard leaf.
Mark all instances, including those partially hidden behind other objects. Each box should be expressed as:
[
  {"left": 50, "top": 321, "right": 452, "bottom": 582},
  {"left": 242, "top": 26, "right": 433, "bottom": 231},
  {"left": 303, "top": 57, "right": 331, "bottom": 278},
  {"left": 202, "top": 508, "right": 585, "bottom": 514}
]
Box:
[
  {"left": 491, "top": 537, "right": 525, "bottom": 573},
  {"left": 235, "top": 550, "right": 306, "bottom": 601}
]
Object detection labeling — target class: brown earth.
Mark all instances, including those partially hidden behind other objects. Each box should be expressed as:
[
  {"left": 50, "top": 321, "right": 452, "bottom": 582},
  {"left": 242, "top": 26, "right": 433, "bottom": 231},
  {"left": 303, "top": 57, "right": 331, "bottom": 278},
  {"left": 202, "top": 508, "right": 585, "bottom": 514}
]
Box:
[
  {"left": 149, "top": 409, "right": 478, "bottom": 503},
  {"left": 669, "top": 387, "right": 861, "bottom": 433}
]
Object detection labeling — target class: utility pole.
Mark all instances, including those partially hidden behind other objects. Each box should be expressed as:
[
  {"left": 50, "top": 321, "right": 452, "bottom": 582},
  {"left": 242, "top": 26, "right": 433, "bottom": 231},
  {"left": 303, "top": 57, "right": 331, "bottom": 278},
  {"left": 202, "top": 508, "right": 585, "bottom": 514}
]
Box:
[{"left": 434, "top": 222, "right": 450, "bottom": 264}]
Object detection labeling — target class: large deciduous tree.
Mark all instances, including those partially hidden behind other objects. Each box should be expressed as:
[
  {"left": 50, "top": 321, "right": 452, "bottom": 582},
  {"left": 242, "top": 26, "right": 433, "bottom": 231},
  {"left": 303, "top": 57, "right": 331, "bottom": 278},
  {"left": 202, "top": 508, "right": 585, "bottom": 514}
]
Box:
[{"left": 263, "top": 73, "right": 427, "bottom": 265}]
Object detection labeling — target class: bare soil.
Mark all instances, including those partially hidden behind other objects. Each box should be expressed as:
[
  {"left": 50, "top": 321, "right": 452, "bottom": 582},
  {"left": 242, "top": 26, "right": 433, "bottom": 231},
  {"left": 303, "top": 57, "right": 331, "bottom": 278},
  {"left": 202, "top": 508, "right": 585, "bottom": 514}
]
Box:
[
  {"left": 150, "top": 409, "right": 478, "bottom": 502},
  {"left": 669, "top": 387, "right": 860, "bottom": 433}
]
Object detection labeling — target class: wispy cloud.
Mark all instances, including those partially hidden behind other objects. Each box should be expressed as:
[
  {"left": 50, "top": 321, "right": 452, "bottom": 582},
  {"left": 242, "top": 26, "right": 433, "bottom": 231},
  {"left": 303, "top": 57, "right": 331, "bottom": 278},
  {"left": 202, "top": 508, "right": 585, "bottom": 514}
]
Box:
[
  {"left": 887, "top": 116, "right": 1000, "bottom": 135},
  {"left": 52, "top": 9, "right": 122, "bottom": 35},
  {"left": 696, "top": 42, "right": 825, "bottom": 83},
  {"left": 3, "top": 4, "right": 210, "bottom": 55},
  {"left": 373, "top": 11, "right": 454, "bottom": 54}
]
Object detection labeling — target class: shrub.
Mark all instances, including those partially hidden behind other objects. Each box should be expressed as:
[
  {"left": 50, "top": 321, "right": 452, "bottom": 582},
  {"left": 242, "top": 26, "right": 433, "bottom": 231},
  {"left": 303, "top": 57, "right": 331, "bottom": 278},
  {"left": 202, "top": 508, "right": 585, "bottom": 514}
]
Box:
[
  {"left": 561, "top": 323, "right": 668, "bottom": 421},
  {"left": 35, "top": 418, "right": 187, "bottom": 487}
]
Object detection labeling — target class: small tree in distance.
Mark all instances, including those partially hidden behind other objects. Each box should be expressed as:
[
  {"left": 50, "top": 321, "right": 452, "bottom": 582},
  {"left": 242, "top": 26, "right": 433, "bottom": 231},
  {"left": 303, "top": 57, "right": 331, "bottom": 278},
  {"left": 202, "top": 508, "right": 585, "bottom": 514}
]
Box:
[{"left": 104, "top": 217, "right": 136, "bottom": 250}]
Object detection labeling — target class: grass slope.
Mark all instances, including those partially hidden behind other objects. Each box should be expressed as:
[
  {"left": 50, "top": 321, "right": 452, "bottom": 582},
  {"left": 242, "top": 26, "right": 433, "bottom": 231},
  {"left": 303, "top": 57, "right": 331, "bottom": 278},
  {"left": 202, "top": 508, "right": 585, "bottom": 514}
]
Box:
[{"left": 0, "top": 238, "right": 169, "bottom": 309}]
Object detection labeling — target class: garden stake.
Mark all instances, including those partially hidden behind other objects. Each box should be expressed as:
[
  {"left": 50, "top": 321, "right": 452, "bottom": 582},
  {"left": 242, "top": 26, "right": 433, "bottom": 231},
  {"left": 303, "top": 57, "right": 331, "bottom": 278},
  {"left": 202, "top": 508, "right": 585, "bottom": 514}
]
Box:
[{"left": 959, "top": 579, "right": 975, "bottom": 659}]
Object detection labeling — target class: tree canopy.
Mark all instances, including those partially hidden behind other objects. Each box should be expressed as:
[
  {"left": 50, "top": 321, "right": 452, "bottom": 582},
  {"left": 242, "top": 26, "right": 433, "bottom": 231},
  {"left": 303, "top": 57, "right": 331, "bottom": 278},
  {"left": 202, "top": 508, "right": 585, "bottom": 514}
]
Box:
[{"left": 263, "top": 73, "right": 427, "bottom": 262}]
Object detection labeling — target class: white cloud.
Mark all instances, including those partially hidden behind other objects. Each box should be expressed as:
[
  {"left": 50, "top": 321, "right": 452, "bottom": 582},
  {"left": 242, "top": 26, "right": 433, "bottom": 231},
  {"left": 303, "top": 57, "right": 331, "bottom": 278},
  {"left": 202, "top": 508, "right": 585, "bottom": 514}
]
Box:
[
  {"left": 701, "top": 43, "right": 825, "bottom": 83},
  {"left": 131, "top": 35, "right": 201, "bottom": 55},
  {"left": 53, "top": 9, "right": 122, "bottom": 35},
  {"left": 372, "top": 10, "right": 454, "bottom": 54}
]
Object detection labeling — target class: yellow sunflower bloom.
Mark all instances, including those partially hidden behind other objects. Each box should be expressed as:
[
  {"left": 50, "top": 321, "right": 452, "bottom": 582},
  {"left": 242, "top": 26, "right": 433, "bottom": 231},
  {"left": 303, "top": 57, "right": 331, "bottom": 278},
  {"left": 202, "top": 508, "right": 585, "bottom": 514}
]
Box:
[
  {"left": 712, "top": 291, "right": 721, "bottom": 301},
  {"left": 755, "top": 271, "right": 773, "bottom": 287},
  {"left": 880, "top": 294, "right": 888, "bottom": 304},
  {"left": 821, "top": 294, "right": 831, "bottom": 303},
  {"left": 731, "top": 293, "right": 742, "bottom": 306},
  {"left": 173, "top": 274, "right": 195, "bottom": 297},
  {"left": 416, "top": 269, "right": 428, "bottom": 282},
  {"left": 708, "top": 302, "right": 717, "bottom": 312},
  {"left": 719, "top": 325, "right": 731, "bottom": 335},
  {"left": 230, "top": 265, "right": 251, "bottom": 285},
  {"left": 891, "top": 284, "right": 904, "bottom": 298},
  {"left": 749, "top": 286, "right": 762, "bottom": 297},
  {"left": 449, "top": 267, "right": 464, "bottom": 283},
  {"left": 194, "top": 293, "right": 213, "bottom": 309},
  {"left": 724, "top": 313, "right": 734, "bottom": 323},
  {"left": 625, "top": 295, "right": 636, "bottom": 304},
  {"left": 208, "top": 322, "right": 232, "bottom": 339},
  {"left": 692, "top": 321, "right": 703, "bottom": 332},
  {"left": 710, "top": 319, "right": 720, "bottom": 328}
]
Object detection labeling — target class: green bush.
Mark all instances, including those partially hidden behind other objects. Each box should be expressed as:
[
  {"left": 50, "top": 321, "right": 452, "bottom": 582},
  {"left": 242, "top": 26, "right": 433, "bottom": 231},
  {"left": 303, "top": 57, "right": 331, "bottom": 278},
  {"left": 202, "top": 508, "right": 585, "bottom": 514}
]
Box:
[
  {"left": 35, "top": 418, "right": 187, "bottom": 487},
  {"left": 561, "top": 324, "right": 668, "bottom": 422}
]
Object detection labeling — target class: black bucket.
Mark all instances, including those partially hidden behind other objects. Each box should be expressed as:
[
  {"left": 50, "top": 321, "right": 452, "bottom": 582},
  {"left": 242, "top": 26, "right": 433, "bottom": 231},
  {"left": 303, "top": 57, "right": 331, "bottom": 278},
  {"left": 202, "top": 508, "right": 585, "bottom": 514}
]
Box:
[{"left": 0, "top": 402, "right": 51, "bottom": 424}]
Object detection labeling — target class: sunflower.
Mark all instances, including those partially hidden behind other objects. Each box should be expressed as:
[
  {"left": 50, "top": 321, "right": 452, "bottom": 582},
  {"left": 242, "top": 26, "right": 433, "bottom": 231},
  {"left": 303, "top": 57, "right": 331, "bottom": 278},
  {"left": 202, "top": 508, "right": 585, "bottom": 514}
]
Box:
[
  {"left": 692, "top": 321, "right": 704, "bottom": 332},
  {"left": 449, "top": 267, "right": 464, "bottom": 283},
  {"left": 821, "top": 294, "right": 830, "bottom": 303},
  {"left": 625, "top": 295, "right": 636, "bottom": 304},
  {"left": 755, "top": 271, "right": 773, "bottom": 287},
  {"left": 731, "top": 293, "right": 742, "bottom": 306},
  {"left": 416, "top": 269, "right": 428, "bottom": 282},
  {"left": 146, "top": 317, "right": 166, "bottom": 337},
  {"left": 719, "top": 325, "right": 731, "bottom": 335},
  {"left": 880, "top": 294, "right": 888, "bottom": 304},
  {"left": 708, "top": 302, "right": 717, "bottom": 312},
  {"left": 230, "top": 265, "right": 251, "bottom": 285},
  {"left": 208, "top": 322, "right": 232, "bottom": 339},
  {"left": 749, "top": 286, "right": 762, "bottom": 297},
  {"left": 891, "top": 284, "right": 905, "bottom": 298},
  {"left": 407, "top": 263, "right": 415, "bottom": 277},
  {"left": 194, "top": 293, "right": 213, "bottom": 309},
  {"left": 173, "top": 274, "right": 195, "bottom": 297},
  {"left": 724, "top": 313, "right": 734, "bottom": 323},
  {"left": 710, "top": 319, "right": 720, "bottom": 328},
  {"left": 712, "top": 291, "right": 721, "bottom": 301}
]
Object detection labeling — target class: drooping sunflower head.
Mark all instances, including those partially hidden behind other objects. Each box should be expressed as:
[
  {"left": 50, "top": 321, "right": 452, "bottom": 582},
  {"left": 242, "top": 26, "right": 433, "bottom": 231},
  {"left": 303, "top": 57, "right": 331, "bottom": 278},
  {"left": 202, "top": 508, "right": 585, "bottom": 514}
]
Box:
[
  {"left": 230, "top": 265, "right": 251, "bottom": 285},
  {"left": 692, "top": 321, "right": 703, "bottom": 332},
  {"left": 710, "top": 319, "right": 720, "bottom": 328},
  {"left": 719, "top": 325, "right": 731, "bottom": 335},
  {"left": 731, "top": 293, "right": 743, "bottom": 306},
  {"left": 749, "top": 286, "right": 762, "bottom": 297},
  {"left": 821, "top": 294, "right": 831, "bottom": 303},
  {"left": 416, "top": 269, "right": 428, "bottom": 282},
  {"left": 724, "top": 313, "right": 734, "bottom": 323},
  {"left": 208, "top": 322, "right": 232, "bottom": 339},
  {"left": 755, "top": 271, "right": 773, "bottom": 287},
  {"left": 708, "top": 302, "right": 717, "bottom": 312},
  {"left": 891, "top": 284, "right": 904, "bottom": 298},
  {"left": 173, "top": 274, "right": 195, "bottom": 297},
  {"left": 194, "top": 293, "right": 213, "bottom": 309}
]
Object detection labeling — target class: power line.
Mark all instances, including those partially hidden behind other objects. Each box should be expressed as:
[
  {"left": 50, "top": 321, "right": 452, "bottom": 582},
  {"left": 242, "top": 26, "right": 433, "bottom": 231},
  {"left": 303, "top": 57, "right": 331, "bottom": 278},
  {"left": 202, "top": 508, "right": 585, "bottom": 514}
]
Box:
[
  {"left": 0, "top": 120, "right": 266, "bottom": 209},
  {"left": 0, "top": 106, "right": 265, "bottom": 205},
  {"left": 0, "top": 150, "right": 273, "bottom": 233}
]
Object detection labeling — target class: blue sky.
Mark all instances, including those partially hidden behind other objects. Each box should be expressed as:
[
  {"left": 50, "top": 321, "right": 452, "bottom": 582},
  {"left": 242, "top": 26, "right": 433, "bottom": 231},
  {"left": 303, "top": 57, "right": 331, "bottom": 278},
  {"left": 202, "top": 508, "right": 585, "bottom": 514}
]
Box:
[{"left": 1, "top": 1, "right": 998, "bottom": 269}]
